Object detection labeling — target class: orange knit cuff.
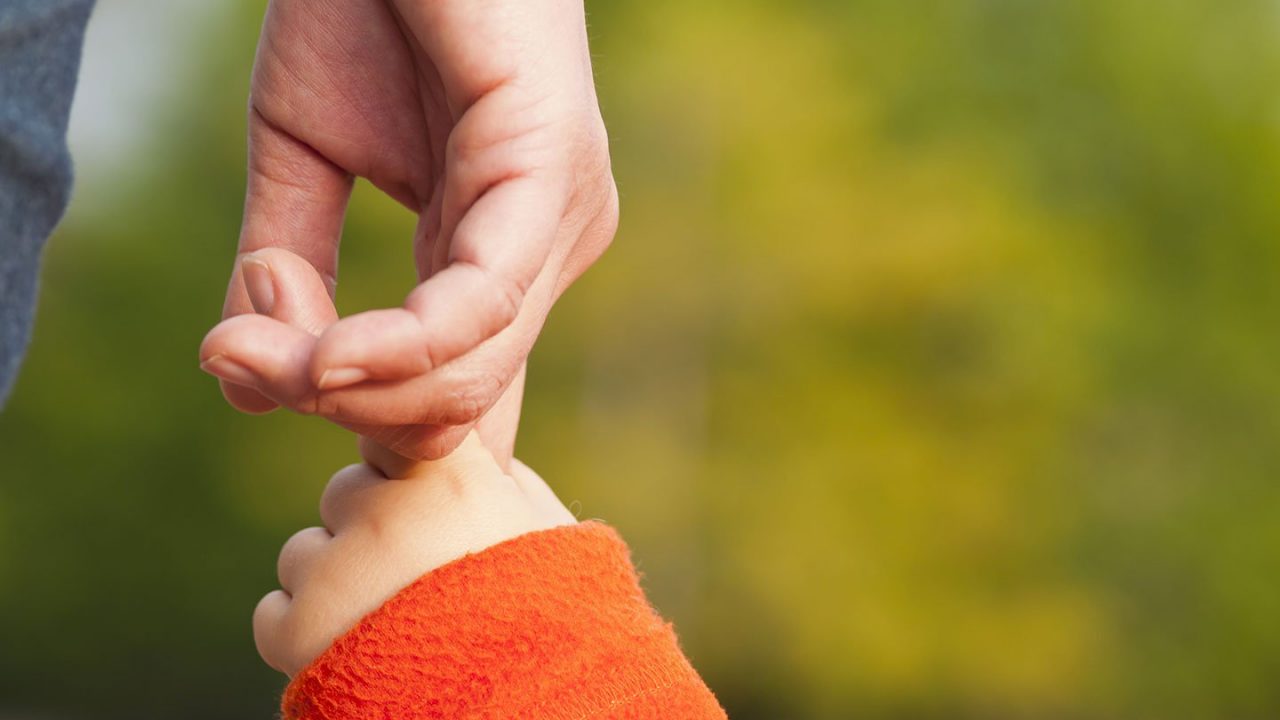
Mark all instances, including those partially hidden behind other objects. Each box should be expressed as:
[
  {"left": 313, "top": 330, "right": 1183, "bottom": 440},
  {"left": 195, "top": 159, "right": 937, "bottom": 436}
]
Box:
[{"left": 282, "top": 521, "right": 727, "bottom": 720}]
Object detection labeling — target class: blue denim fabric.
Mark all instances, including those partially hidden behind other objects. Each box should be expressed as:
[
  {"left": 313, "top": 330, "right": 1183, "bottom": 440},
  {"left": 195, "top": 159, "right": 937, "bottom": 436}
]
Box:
[{"left": 0, "top": 0, "right": 94, "bottom": 406}]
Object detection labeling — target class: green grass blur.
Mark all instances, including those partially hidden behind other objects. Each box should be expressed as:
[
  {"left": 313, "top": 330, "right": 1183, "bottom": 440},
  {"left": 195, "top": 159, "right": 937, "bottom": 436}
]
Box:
[{"left": 3, "top": 0, "right": 1280, "bottom": 717}]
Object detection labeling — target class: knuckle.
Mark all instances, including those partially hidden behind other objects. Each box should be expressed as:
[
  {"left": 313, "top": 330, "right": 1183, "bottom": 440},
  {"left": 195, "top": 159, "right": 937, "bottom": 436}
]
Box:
[
  {"left": 487, "top": 274, "right": 526, "bottom": 330},
  {"left": 253, "top": 590, "right": 285, "bottom": 628},
  {"left": 449, "top": 392, "right": 487, "bottom": 426},
  {"left": 279, "top": 526, "right": 327, "bottom": 560},
  {"left": 565, "top": 120, "right": 618, "bottom": 256},
  {"left": 277, "top": 527, "right": 329, "bottom": 590},
  {"left": 587, "top": 177, "right": 620, "bottom": 255},
  {"left": 421, "top": 336, "right": 449, "bottom": 373},
  {"left": 446, "top": 116, "right": 506, "bottom": 171},
  {"left": 252, "top": 591, "right": 290, "bottom": 670},
  {"left": 572, "top": 118, "right": 613, "bottom": 189},
  {"left": 561, "top": 175, "right": 618, "bottom": 282},
  {"left": 319, "top": 464, "right": 370, "bottom": 527},
  {"left": 446, "top": 375, "right": 503, "bottom": 424},
  {"left": 600, "top": 176, "right": 620, "bottom": 233}
]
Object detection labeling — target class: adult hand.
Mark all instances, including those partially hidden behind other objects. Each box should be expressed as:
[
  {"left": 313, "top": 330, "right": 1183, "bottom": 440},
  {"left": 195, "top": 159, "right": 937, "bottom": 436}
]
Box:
[{"left": 199, "top": 0, "right": 617, "bottom": 460}]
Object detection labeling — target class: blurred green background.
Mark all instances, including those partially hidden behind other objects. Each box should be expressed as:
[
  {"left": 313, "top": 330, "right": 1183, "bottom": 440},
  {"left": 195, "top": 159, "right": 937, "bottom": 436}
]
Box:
[{"left": 3, "top": 0, "right": 1280, "bottom": 717}]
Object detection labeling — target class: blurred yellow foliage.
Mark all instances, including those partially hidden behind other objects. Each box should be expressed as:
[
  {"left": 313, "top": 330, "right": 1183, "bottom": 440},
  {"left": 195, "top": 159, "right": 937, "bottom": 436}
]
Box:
[{"left": 1, "top": 0, "right": 1278, "bottom": 718}]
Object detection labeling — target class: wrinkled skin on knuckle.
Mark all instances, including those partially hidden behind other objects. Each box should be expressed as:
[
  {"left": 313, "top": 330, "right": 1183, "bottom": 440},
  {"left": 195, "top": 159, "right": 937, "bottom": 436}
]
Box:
[
  {"left": 558, "top": 168, "right": 618, "bottom": 284},
  {"left": 444, "top": 95, "right": 541, "bottom": 182},
  {"left": 486, "top": 271, "right": 526, "bottom": 332},
  {"left": 562, "top": 117, "right": 617, "bottom": 247},
  {"left": 443, "top": 118, "right": 491, "bottom": 174},
  {"left": 441, "top": 373, "right": 504, "bottom": 426},
  {"left": 582, "top": 174, "right": 619, "bottom": 260}
]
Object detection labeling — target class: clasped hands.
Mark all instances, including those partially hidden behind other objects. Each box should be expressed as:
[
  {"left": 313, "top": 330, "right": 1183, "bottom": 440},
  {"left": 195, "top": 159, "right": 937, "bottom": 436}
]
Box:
[
  {"left": 197, "top": 0, "right": 616, "bottom": 678},
  {"left": 199, "top": 0, "right": 617, "bottom": 462}
]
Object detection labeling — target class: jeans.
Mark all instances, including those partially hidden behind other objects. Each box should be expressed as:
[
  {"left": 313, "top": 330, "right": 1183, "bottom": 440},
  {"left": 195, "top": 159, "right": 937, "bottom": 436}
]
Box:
[{"left": 0, "top": 0, "right": 94, "bottom": 406}]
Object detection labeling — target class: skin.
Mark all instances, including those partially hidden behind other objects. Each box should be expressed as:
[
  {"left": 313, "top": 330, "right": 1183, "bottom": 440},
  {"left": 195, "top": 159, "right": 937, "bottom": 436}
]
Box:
[
  {"left": 253, "top": 433, "right": 576, "bottom": 677},
  {"left": 223, "top": 245, "right": 572, "bottom": 675},
  {"left": 199, "top": 0, "right": 618, "bottom": 460},
  {"left": 202, "top": 246, "right": 530, "bottom": 464}
]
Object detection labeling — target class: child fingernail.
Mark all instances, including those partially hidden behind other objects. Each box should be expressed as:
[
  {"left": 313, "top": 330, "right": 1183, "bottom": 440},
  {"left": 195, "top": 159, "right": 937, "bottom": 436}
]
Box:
[
  {"left": 317, "top": 367, "right": 368, "bottom": 390},
  {"left": 200, "top": 354, "right": 257, "bottom": 386},
  {"left": 242, "top": 254, "right": 276, "bottom": 315}
]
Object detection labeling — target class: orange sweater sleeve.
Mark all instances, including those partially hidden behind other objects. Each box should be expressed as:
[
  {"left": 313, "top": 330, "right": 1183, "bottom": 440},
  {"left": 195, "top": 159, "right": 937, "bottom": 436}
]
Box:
[{"left": 281, "top": 521, "right": 727, "bottom": 720}]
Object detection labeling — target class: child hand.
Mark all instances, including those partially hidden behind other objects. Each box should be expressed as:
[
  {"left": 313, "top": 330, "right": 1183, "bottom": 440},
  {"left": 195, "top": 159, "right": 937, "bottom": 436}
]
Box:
[{"left": 252, "top": 433, "right": 575, "bottom": 677}]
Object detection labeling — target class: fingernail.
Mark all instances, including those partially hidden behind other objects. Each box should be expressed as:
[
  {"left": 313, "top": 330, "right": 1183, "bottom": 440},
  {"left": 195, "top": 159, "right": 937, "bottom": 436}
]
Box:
[
  {"left": 241, "top": 254, "right": 276, "bottom": 315},
  {"left": 317, "top": 367, "right": 369, "bottom": 390},
  {"left": 200, "top": 354, "right": 257, "bottom": 386}
]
